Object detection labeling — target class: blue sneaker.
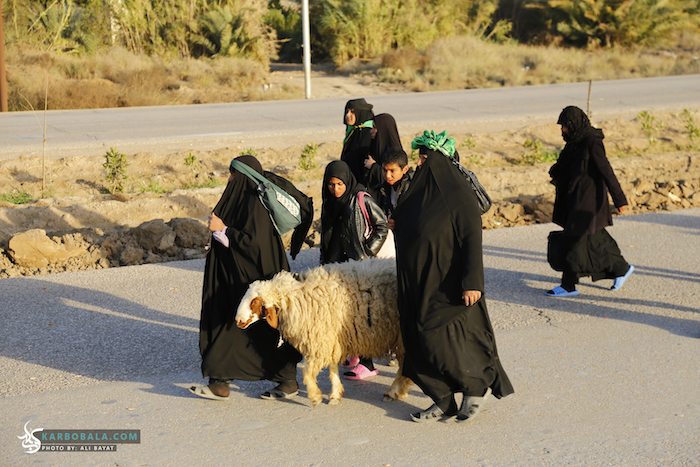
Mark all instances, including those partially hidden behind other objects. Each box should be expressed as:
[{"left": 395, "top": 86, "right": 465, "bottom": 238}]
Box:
[
  {"left": 546, "top": 286, "right": 579, "bottom": 297},
  {"left": 611, "top": 265, "right": 634, "bottom": 291}
]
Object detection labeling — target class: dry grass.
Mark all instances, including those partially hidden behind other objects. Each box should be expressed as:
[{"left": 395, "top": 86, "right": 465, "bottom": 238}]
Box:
[
  {"left": 6, "top": 46, "right": 296, "bottom": 111},
  {"left": 377, "top": 36, "right": 700, "bottom": 91},
  {"left": 5, "top": 36, "right": 700, "bottom": 111}
]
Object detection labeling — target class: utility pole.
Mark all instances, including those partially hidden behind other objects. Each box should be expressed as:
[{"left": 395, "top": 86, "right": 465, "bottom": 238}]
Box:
[
  {"left": 0, "top": 0, "right": 9, "bottom": 112},
  {"left": 301, "top": 0, "right": 311, "bottom": 99}
]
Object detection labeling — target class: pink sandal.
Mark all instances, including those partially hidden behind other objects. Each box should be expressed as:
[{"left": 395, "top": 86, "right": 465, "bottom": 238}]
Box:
[
  {"left": 344, "top": 363, "right": 378, "bottom": 380},
  {"left": 342, "top": 355, "right": 360, "bottom": 369}
]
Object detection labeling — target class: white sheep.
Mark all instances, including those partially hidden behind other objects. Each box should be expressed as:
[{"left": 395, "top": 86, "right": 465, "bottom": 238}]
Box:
[{"left": 235, "top": 257, "right": 413, "bottom": 407}]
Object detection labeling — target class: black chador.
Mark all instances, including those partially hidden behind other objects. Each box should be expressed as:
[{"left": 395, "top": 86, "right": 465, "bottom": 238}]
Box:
[
  {"left": 199, "top": 156, "right": 302, "bottom": 384},
  {"left": 392, "top": 149, "right": 514, "bottom": 413}
]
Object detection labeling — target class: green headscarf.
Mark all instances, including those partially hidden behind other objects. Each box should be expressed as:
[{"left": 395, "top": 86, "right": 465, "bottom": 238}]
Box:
[{"left": 411, "top": 130, "right": 457, "bottom": 159}]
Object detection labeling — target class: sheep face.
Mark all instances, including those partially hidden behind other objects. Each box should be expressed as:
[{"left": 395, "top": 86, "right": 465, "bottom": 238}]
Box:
[{"left": 236, "top": 285, "right": 278, "bottom": 330}]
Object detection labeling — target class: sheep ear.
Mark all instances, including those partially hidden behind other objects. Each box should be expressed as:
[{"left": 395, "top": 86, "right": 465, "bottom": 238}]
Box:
[{"left": 264, "top": 306, "right": 279, "bottom": 329}]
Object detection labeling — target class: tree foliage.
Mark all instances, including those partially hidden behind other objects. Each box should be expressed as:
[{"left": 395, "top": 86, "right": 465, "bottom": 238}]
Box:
[
  {"left": 3, "top": 0, "right": 110, "bottom": 53},
  {"left": 265, "top": 0, "right": 301, "bottom": 61},
  {"left": 313, "top": 0, "right": 511, "bottom": 65},
  {"left": 538, "top": 0, "right": 700, "bottom": 47},
  {"left": 114, "top": 0, "right": 275, "bottom": 60},
  {"left": 191, "top": 4, "right": 275, "bottom": 59},
  {"left": 4, "top": 0, "right": 276, "bottom": 61},
  {"left": 3, "top": 0, "right": 699, "bottom": 65}
]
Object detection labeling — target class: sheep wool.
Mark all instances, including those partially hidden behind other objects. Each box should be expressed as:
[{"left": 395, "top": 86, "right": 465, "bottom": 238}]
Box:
[{"left": 236, "top": 257, "right": 412, "bottom": 407}]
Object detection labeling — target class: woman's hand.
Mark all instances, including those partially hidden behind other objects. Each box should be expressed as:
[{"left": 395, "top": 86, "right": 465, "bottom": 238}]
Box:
[
  {"left": 462, "top": 290, "right": 482, "bottom": 307},
  {"left": 618, "top": 205, "right": 628, "bottom": 214},
  {"left": 364, "top": 155, "right": 376, "bottom": 169},
  {"left": 208, "top": 213, "right": 226, "bottom": 232},
  {"left": 387, "top": 217, "right": 395, "bottom": 230}
]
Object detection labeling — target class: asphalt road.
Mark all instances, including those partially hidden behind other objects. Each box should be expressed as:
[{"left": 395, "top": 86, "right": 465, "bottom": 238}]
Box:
[
  {"left": 1, "top": 209, "right": 699, "bottom": 466},
  {"left": 1, "top": 74, "right": 699, "bottom": 159},
  {"left": 1, "top": 76, "right": 699, "bottom": 465}
]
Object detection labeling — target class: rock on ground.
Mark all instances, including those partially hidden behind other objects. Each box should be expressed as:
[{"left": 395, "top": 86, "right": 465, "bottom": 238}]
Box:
[{"left": 1, "top": 111, "right": 699, "bottom": 278}]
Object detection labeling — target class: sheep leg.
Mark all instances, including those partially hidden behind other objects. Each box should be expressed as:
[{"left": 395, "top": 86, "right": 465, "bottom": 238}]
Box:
[
  {"left": 328, "top": 362, "right": 345, "bottom": 405},
  {"left": 302, "top": 362, "right": 324, "bottom": 408},
  {"left": 383, "top": 362, "right": 412, "bottom": 401}
]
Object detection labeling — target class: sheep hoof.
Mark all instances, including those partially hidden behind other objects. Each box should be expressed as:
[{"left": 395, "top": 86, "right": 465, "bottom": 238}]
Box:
[
  {"left": 310, "top": 399, "right": 322, "bottom": 408},
  {"left": 328, "top": 398, "right": 341, "bottom": 406},
  {"left": 383, "top": 394, "right": 396, "bottom": 402}
]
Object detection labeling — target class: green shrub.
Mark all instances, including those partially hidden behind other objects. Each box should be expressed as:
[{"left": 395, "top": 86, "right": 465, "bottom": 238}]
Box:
[
  {"left": 0, "top": 191, "right": 33, "bottom": 204},
  {"left": 184, "top": 152, "right": 199, "bottom": 177},
  {"left": 459, "top": 137, "right": 482, "bottom": 167},
  {"left": 239, "top": 148, "right": 259, "bottom": 157},
  {"left": 682, "top": 109, "right": 700, "bottom": 150},
  {"left": 637, "top": 110, "right": 665, "bottom": 147},
  {"left": 138, "top": 179, "right": 172, "bottom": 194},
  {"left": 520, "top": 139, "right": 559, "bottom": 165},
  {"left": 299, "top": 143, "right": 319, "bottom": 170},
  {"left": 182, "top": 176, "right": 225, "bottom": 189},
  {"left": 103, "top": 147, "right": 129, "bottom": 193},
  {"left": 184, "top": 152, "right": 198, "bottom": 167},
  {"left": 41, "top": 186, "right": 56, "bottom": 199}
]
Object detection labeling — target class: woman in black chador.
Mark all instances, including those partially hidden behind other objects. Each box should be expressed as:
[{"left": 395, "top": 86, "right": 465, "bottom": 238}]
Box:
[
  {"left": 320, "top": 160, "right": 388, "bottom": 266},
  {"left": 547, "top": 106, "right": 634, "bottom": 297},
  {"left": 320, "top": 160, "right": 388, "bottom": 379},
  {"left": 189, "top": 155, "right": 311, "bottom": 401},
  {"left": 392, "top": 130, "right": 513, "bottom": 422},
  {"left": 341, "top": 98, "right": 375, "bottom": 186},
  {"left": 365, "top": 113, "right": 403, "bottom": 193}
]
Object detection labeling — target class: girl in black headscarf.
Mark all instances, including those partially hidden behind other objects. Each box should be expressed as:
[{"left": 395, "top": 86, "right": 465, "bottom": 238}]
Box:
[
  {"left": 365, "top": 113, "right": 403, "bottom": 193},
  {"left": 547, "top": 106, "right": 634, "bottom": 297},
  {"left": 320, "top": 160, "right": 389, "bottom": 379},
  {"left": 320, "top": 160, "right": 388, "bottom": 266},
  {"left": 190, "top": 155, "right": 303, "bottom": 401},
  {"left": 341, "top": 98, "right": 375, "bottom": 186},
  {"left": 392, "top": 131, "right": 513, "bottom": 422}
]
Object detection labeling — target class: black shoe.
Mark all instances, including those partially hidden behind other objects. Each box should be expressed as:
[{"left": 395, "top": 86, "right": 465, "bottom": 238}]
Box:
[
  {"left": 410, "top": 404, "right": 456, "bottom": 423},
  {"left": 260, "top": 382, "right": 299, "bottom": 400}
]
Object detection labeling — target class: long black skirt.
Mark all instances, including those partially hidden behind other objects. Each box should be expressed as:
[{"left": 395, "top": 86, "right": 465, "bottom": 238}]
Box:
[
  {"left": 558, "top": 228, "right": 629, "bottom": 287},
  {"left": 402, "top": 300, "right": 514, "bottom": 410}
]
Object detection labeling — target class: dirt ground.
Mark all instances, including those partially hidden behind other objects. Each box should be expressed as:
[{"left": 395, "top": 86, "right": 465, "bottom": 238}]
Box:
[{"left": 1, "top": 74, "right": 699, "bottom": 278}]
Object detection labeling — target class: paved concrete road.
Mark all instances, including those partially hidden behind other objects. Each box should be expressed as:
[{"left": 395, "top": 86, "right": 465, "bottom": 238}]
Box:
[
  {"left": 1, "top": 208, "right": 698, "bottom": 466},
  {"left": 2, "top": 74, "right": 699, "bottom": 159}
]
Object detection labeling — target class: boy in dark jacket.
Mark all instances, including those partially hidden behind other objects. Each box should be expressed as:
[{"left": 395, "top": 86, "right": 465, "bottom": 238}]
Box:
[{"left": 373, "top": 147, "right": 414, "bottom": 224}]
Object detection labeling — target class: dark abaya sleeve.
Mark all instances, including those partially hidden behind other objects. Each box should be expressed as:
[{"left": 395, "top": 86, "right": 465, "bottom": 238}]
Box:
[
  {"left": 432, "top": 161, "right": 485, "bottom": 293},
  {"left": 225, "top": 197, "right": 267, "bottom": 252},
  {"left": 588, "top": 139, "right": 628, "bottom": 208},
  {"left": 223, "top": 192, "right": 290, "bottom": 279},
  {"left": 451, "top": 188, "right": 485, "bottom": 293},
  {"left": 366, "top": 163, "right": 385, "bottom": 195},
  {"left": 341, "top": 128, "right": 374, "bottom": 184}
]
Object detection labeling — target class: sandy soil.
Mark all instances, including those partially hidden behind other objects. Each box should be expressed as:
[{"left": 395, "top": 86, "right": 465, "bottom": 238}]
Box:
[{"left": 1, "top": 73, "right": 699, "bottom": 277}]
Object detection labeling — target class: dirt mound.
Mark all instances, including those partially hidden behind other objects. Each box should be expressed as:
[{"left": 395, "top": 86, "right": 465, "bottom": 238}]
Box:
[{"left": 1, "top": 111, "right": 699, "bottom": 278}]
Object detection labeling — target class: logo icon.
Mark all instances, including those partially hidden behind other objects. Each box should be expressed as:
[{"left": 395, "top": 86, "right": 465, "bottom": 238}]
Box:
[{"left": 17, "top": 421, "right": 43, "bottom": 454}]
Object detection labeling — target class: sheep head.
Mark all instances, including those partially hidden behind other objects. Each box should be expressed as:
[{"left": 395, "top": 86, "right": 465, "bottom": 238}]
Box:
[{"left": 236, "top": 283, "right": 278, "bottom": 330}]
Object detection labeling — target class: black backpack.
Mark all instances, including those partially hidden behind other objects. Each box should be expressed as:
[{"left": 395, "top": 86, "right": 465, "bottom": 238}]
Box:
[{"left": 452, "top": 159, "right": 492, "bottom": 215}]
